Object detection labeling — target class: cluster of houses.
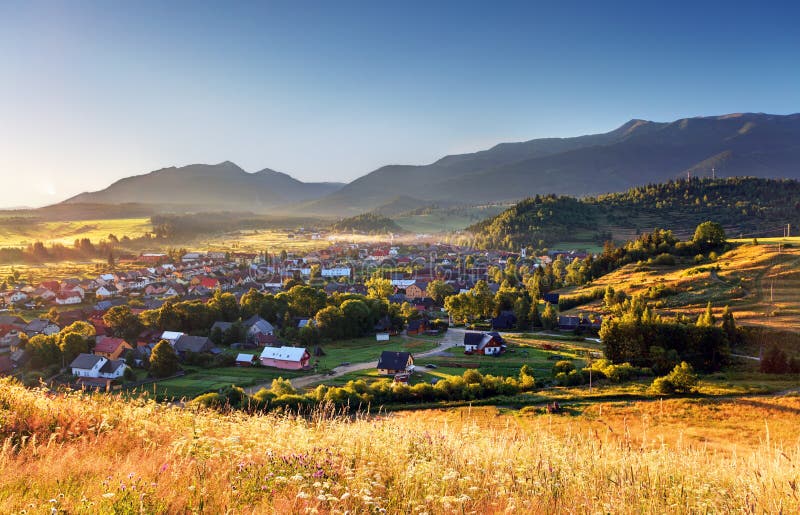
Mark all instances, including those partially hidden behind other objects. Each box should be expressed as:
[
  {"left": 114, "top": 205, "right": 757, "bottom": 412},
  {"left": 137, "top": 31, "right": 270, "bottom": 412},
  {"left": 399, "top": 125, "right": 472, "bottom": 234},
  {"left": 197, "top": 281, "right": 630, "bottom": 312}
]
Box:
[
  {"left": 0, "top": 240, "right": 601, "bottom": 383},
  {"left": 0, "top": 241, "right": 581, "bottom": 315},
  {"left": 0, "top": 314, "right": 62, "bottom": 373}
]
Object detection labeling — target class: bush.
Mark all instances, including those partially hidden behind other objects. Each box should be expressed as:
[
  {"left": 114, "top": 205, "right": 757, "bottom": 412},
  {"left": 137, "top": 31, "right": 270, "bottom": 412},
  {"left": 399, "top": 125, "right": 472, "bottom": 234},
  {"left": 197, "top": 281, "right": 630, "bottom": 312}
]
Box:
[
  {"left": 649, "top": 362, "right": 698, "bottom": 394},
  {"left": 190, "top": 392, "right": 224, "bottom": 408},
  {"left": 23, "top": 372, "right": 45, "bottom": 387},
  {"left": 650, "top": 376, "right": 675, "bottom": 394},
  {"left": 552, "top": 360, "right": 575, "bottom": 375},
  {"left": 554, "top": 369, "right": 583, "bottom": 386},
  {"left": 650, "top": 253, "right": 676, "bottom": 266}
]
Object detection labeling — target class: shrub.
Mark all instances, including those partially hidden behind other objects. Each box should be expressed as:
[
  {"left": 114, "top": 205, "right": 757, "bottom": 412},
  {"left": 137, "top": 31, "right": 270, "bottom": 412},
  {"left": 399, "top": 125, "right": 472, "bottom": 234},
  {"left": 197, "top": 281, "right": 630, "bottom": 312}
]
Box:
[
  {"left": 552, "top": 360, "right": 575, "bottom": 375},
  {"left": 650, "top": 376, "right": 675, "bottom": 394},
  {"left": 651, "top": 253, "right": 676, "bottom": 266},
  {"left": 649, "top": 362, "right": 698, "bottom": 394},
  {"left": 553, "top": 370, "right": 578, "bottom": 386},
  {"left": 190, "top": 392, "right": 224, "bottom": 408}
]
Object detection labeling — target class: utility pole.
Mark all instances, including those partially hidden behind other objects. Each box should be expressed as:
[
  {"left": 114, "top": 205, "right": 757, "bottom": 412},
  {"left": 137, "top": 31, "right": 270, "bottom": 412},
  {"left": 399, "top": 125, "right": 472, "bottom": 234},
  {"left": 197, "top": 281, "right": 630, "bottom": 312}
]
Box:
[{"left": 712, "top": 167, "right": 715, "bottom": 179}]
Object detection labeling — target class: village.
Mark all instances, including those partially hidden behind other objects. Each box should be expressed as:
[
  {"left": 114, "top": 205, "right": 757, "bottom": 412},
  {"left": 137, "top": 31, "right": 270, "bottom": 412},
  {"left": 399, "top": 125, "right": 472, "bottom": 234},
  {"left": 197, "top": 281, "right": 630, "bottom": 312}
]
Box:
[{"left": 0, "top": 239, "right": 599, "bottom": 398}]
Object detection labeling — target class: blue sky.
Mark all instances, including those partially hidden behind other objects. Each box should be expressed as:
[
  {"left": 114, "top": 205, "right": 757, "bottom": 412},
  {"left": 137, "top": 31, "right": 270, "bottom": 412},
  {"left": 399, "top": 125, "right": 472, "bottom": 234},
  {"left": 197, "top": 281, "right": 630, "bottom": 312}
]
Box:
[{"left": 0, "top": 1, "right": 798, "bottom": 207}]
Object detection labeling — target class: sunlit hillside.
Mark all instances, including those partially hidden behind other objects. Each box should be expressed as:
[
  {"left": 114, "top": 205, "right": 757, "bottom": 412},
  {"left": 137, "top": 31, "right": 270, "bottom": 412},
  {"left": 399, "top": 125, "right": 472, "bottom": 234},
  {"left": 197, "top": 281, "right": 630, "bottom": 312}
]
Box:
[
  {"left": 561, "top": 240, "right": 800, "bottom": 332},
  {"left": 0, "top": 380, "right": 797, "bottom": 513},
  {"left": 0, "top": 218, "right": 152, "bottom": 248}
]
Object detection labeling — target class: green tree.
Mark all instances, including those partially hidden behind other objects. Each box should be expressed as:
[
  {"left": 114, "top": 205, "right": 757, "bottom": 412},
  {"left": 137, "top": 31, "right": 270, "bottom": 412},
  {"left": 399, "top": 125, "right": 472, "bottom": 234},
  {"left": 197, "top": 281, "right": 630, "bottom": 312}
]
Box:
[
  {"left": 59, "top": 332, "right": 89, "bottom": 364},
  {"left": 470, "top": 280, "right": 495, "bottom": 319},
  {"left": 366, "top": 275, "right": 394, "bottom": 300},
  {"left": 156, "top": 301, "right": 182, "bottom": 331},
  {"left": 103, "top": 305, "right": 143, "bottom": 342},
  {"left": 287, "top": 285, "right": 327, "bottom": 317},
  {"left": 149, "top": 340, "right": 181, "bottom": 378},
  {"left": 650, "top": 362, "right": 698, "bottom": 394},
  {"left": 529, "top": 300, "right": 542, "bottom": 328},
  {"left": 541, "top": 302, "right": 559, "bottom": 330},
  {"left": 720, "top": 306, "right": 738, "bottom": 344},
  {"left": 209, "top": 290, "right": 240, "bottom": 322},
  {"left": 314, "top": 306, "right": 345, "bottom": 340},
  {"left": 692, "top": 221, "right": 726, "bottom": 250},
  {"left": 426, "top": 280, "right": 455, "bottom": 306},
  {"left": 27, "top": 334, "right": 62, "bottom": 369},
  {"left": 513, "top": 295, "right": 531, "bottom": 330},
  {"left": 239, "top": 288, "right": 265, "bottom": 319},
  {"left": 696, "top": 302, "right": 716, "bottom": 327}
]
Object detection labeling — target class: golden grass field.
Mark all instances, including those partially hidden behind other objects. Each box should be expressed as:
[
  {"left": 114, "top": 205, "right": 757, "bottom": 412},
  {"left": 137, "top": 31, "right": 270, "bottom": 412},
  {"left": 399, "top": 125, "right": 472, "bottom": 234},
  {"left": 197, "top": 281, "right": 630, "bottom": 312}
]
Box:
[
  {"left": 564, "top": 241, "right": 800, "bottom": 333},
  {"left": 0, "top": 218, "right": 152, "bottom": 248},
  {"left": 0, "top": 379, "right": 798, "bottom": 513}
]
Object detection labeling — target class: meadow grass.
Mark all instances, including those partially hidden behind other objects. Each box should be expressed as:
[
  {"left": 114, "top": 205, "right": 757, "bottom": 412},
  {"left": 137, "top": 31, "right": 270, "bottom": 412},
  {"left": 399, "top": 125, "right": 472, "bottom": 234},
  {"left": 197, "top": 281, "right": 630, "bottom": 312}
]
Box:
[
  {"left": 0, "top": 218, "right": 152, "bottom": 248},
  {"left": 139, "top": 366, "right": 305, "bottom": 401},
  {"left": 0, "top": 379, "right": 798, "bottom": 513}
]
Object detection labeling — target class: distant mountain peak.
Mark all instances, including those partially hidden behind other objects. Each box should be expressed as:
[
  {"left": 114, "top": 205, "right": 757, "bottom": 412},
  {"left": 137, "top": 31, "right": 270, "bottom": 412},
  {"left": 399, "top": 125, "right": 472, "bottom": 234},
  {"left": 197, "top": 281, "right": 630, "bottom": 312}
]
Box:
[{"left": 62, "top": 161, "right": 343, "bottom": 212}]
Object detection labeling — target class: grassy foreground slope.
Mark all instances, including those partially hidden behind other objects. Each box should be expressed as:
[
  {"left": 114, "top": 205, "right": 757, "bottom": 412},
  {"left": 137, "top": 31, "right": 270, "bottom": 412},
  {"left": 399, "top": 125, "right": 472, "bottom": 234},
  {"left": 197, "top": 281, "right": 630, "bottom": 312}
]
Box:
[{"left": 0, "top": 379, "right": 798, "bottom": 513}]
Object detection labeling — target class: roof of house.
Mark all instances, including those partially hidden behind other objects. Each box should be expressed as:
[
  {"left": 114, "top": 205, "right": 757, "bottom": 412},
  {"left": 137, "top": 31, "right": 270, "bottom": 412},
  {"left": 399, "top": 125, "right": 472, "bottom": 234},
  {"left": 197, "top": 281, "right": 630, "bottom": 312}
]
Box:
[
  {"left": 160, "top": 331, "right": 184, "bottom": 341},
  {"left": 99, "top": 359, "right": 125, "bottom": 374},
  {"left": 94, "top": 336, "right": 128, "bottom": 355},
  {"left": 259, "top": 346, "right": 308, "bottom": 362},
  {"left": 173, "top": 335, "right": 212, "bottom": 354},
  {"left": 242, "top": 315, "right": 274, "bottom": 332},
  {"left": 0, "top": 315, "right": 25, "bottom": 326},
  {"left": 235, "top": 353, "right": 255, "bottom": 362},
  {"left": 210, "top": 321, "right": 234, "bottom": 333},
  {"left": 24, "top": 319, "right": 56, "bottom": 332},
  {"left": 70, "top": 353, "right": 105, "bottom": 370},
  {"left": 407, "top": 319, "right": 427, "bottom": 331},
  {"left": 0, "top": 355, "right": 13, "bottom": 374},
  {"left": 463, "top": 332, "right": 486, "bottom": 347},
  {"left": 377, "top": 351, "right": 413, "bottom": 370}
]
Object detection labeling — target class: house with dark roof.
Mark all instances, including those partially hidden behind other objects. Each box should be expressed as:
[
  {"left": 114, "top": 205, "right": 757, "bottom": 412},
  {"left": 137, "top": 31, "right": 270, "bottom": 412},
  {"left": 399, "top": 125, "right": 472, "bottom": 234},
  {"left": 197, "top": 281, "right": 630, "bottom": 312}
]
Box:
[
  {"left": 0, "top": 354, "right": 13, "bottom": 375},
  {"left": 377, "top": 351, "right": 414, "bottom": 375},
  {"left": 463, "top": 331, "right": 505, "bottom": 356},
  {"left": 70, "top": 353, "right": 127, "bottom": 379},
  {"left": 173, "top": 335, "right": 213, "bottom": 357},
  {"left": 406, "top": 318, "right": 429, "bottom": 336},
  {"left": 24, "top": 318, "right": 60, "bottom": 336},
  {"left": 242, "top": 315, "right": 274, "bottom": 342},
  {"left": 491, "top": 311, "right": 517, "bottom": 330}
]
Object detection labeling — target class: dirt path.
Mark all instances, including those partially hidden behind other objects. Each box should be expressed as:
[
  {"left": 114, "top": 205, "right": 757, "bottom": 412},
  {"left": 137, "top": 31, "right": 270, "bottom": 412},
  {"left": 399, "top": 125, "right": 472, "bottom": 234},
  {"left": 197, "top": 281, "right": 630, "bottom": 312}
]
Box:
[{"left": 244, "top": 328, "right": 465, "bottom": 393}]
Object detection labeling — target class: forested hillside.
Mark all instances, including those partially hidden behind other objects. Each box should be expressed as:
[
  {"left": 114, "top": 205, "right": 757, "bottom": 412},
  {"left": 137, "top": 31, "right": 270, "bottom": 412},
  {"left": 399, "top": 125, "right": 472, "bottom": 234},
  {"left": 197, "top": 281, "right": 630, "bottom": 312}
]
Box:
[
  {"left": 469, "top": 177, "right": 800, "bottom": 249},
  {"left": 330, "top": 213, "right": 404, "bottom": 234}
]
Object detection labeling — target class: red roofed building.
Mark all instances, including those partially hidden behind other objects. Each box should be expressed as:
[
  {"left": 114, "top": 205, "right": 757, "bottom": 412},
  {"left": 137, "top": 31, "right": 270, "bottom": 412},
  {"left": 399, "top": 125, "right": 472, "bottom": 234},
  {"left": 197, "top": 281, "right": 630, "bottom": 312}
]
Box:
[
  {"left": 200, "top": 277, "right": 220, "bottom": 289},
  {"left": 93, "top": 336, "right": 133, "bottom": 360}
]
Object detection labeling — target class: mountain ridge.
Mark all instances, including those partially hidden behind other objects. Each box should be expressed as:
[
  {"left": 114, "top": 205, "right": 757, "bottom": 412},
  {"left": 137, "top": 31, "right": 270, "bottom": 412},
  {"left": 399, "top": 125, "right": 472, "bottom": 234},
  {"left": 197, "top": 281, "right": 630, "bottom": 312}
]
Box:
[
  {"left": 64, "top": 161, "right": 345, "bottom": 212},
  {"left": 59, "top": 112, "right": 800, "bottom": 216}
]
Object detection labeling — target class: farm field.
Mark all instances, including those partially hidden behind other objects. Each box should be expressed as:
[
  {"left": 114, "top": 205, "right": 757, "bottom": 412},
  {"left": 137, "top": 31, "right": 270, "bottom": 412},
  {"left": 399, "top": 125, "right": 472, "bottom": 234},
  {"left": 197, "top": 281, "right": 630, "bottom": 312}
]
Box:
[
  {"left": 0, "top": 217, "right": 151, "bottom": 248},
  {"left": 141, "top": 366, "right": 305, "bottom": 401},
  {"left": 560, "top": 241, "right": 800, "bottom": 333},
  {"left": 311, "top": 335, "right": 440, "bottom": 373}
]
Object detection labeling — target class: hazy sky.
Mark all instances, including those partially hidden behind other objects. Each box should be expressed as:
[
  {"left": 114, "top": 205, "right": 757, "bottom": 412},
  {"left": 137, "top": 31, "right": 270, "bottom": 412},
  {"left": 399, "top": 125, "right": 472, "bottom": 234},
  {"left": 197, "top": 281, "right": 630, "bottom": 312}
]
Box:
[{"left": 1, "top": 1, "right": 798, "bottom": 208}]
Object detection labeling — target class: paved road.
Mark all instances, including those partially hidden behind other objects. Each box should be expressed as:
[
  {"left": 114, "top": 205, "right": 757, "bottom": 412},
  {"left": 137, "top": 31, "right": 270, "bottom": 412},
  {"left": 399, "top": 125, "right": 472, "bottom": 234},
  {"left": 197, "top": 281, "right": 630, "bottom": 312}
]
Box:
[
  {"left": 244, "top": 328, "right": 466, "bottom": 394},
  {"left": 731, "top": 352, "right": 760, "bottom": 361}
]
